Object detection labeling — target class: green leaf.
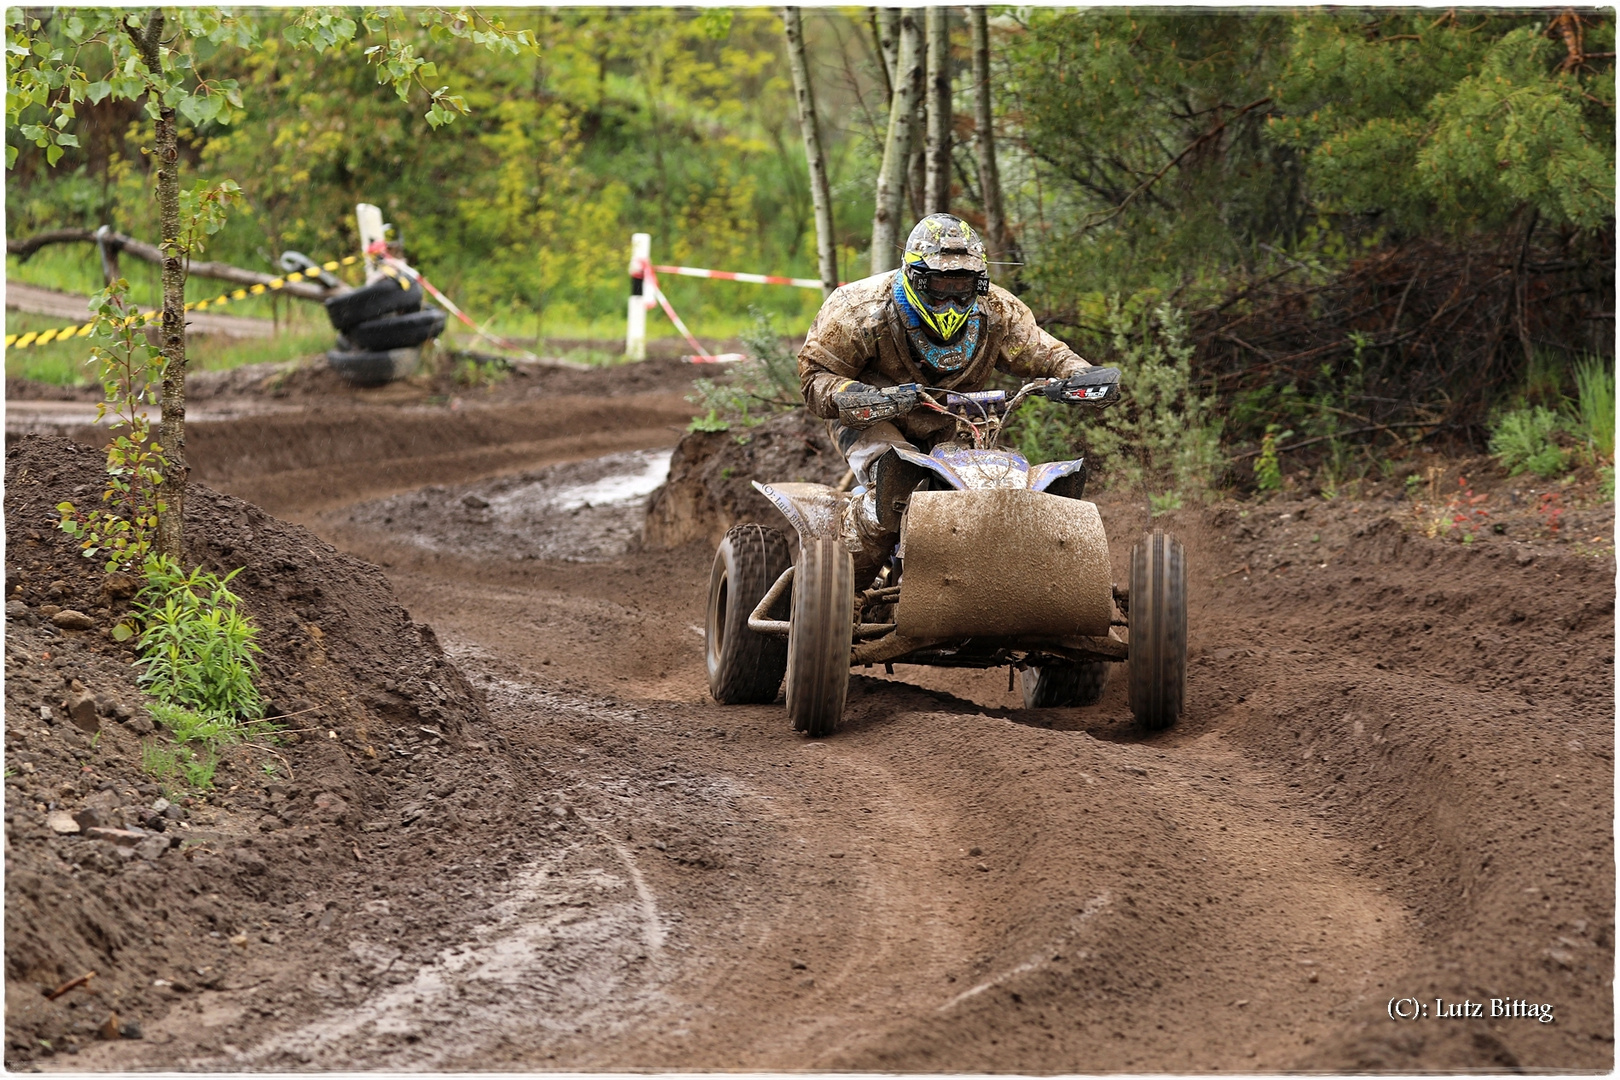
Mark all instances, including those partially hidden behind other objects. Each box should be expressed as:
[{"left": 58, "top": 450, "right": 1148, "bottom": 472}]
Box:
[{"left": 86, "top": 80, "right": 111, "bottom": 104}]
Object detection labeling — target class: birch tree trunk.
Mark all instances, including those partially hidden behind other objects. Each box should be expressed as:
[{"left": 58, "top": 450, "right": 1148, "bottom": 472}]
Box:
[
  {"left": 869, "top": 10, "right": 923, "bottom": 275},
  {"left": 869, "top": 8, "right": 898, "bottom": 103},
  {"left": 924, "top": 6, "right": 951, "bottom": 214},
  {"left": 131, "top": 10, "right": 188, "bottom": 562},
  {"left": 972, "top": 7, "right": 1011, "bottom": 267},
  {"left": 783, "top": 8, "right": 838, "bottom": 297},
  {"left": 906, "top": 74, "right": 926, "bottom": 221}
]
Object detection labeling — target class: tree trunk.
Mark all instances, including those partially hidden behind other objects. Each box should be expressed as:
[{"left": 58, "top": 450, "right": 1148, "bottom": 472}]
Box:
[
  {"left": 870, "top": 10, "right": 923, "bottom": 275},
  {"left": 924, "top": 6, "right": 951, "bottom": 214},
  {"left": 906, "top": 74, "right": 926, "bottom": 222},
  {"left": 783, "top": 8, "right": 838, "bottom": 298},
  {"left": 971, "top": 8, "right": 1011, "bottom": 267},
  {"left": 130, "top": 10, "right": 187, "bottom": 562},
  {"left": 870, "top": 8, "right": 898, "bottom": 103}
]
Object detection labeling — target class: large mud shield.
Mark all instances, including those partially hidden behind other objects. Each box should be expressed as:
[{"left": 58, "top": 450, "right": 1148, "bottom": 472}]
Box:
[
  {"left": 1128, "top": 529, "right": 1187, "bottom": 730},
  {"left": 786, "top": 538, "right": 853, "bottom": 737},
  {"left": 895, "top": 489, "right": 1113, "bottom": 640},
  {"left": 707, "top": 524, "right": 793, "bottom": 704}
]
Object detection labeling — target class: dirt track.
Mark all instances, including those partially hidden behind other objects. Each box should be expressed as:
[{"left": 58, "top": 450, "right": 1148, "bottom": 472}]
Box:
[{"left": 35, "top": 366, "right": 1615, "bottom": 1072}]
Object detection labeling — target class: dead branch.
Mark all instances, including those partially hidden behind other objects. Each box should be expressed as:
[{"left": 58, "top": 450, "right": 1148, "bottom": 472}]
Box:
[{"left": 6, "top": 228, "right": 334, "bottom": 301}]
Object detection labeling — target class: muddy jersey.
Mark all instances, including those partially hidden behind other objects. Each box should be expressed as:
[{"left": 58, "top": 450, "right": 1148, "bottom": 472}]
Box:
[{"left": 797, "top": 271, "right": 1091, "bottom": 445}]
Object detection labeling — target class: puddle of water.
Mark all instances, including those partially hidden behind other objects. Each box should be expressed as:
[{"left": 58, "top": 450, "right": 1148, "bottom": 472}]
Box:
[
  {"left": 490, "top": 448, "right": 673, "bottom": 515},
  {"left": 349, "top": 447, "right": 676, "bottom": 563}
]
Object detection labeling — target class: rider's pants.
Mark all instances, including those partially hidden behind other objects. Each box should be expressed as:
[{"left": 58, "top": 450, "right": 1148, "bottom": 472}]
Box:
[{"left": 831, "top": 420, "right": 918, "bottom": 580}]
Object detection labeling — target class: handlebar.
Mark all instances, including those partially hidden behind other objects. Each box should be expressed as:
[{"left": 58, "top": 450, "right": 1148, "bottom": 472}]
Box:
[{"left": 832, "top": 368, "right": 1122, "bottom": 439}]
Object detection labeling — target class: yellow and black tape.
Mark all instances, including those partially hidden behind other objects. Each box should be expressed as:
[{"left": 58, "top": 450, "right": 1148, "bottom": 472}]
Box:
[{"left": 3, "top": 254, "right": 386, "bottom": 350}]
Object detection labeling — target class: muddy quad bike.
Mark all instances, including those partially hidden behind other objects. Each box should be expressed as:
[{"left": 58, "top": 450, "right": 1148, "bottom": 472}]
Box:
[{"left": 705, "top": 369, "right": 1187, "bottom": 737}]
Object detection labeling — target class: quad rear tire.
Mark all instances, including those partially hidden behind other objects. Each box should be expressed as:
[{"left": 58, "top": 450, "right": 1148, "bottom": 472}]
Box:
[
  {"left": 1128, "top": 529, "right": 1187, "bottom": 731},
  {"left": 1021, "top": 661, "right": 1110, "bottom": 708},
  {"left": 785, "top": 538, "right": 853, "bottom": 737},
  {"left": 706, "top": 524, "right": 793, "bottom": 704}
]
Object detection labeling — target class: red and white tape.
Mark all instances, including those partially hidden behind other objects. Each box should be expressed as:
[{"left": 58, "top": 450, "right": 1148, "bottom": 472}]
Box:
[
  {"left": 365, "top": 240, "right": 539, "bottom": 360},
  {"left": 652, "top": 264, "right": 843, "bottom": 291}
]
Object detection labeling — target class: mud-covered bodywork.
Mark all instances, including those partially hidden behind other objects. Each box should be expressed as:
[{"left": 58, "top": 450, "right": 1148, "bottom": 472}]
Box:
[
  {"left": 895, "top": 487, "right": 1112, "bottom": 639},
  {"left": 890, "top": 445, "right": 1089, "bottom": 498},
  {"left": 753, "top": 440, "right": 1117, "bottom": 664},
  {"left": 752, "top": 481, "right": 848, "bottom": 546}
]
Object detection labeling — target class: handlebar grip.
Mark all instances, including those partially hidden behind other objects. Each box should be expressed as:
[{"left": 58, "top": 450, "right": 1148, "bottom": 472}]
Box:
[
  {"left": 833, "top": 386, "right": 919, "bottom": 429},
  {"left": 1043, "top": 366, "right": 1122, "bottom": 407}
]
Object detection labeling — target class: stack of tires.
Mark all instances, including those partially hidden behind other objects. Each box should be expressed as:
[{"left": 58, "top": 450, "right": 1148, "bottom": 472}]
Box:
[{"left": 323, "top": 271, "right": 447, "bottom": 385}]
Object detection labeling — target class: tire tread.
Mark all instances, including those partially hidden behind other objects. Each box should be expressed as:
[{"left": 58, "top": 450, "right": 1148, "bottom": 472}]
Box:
[{"left": 707, "top": 524, "right": 792, "bottom": 704}]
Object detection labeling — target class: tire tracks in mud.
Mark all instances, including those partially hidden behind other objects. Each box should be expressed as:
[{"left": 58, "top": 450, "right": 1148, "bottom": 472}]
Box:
[{"left": 80, "top": 399, "right": 1608, "bottom": 1072}]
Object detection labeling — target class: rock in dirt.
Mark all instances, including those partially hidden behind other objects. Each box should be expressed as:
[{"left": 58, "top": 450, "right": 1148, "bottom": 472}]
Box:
[
  {"left": 71, "top": 807, "right": 108, "bottom": 832},
  {"left": 45, "top": 811, "right": 80, "bottom": 835},
  {"left": 133, "top": 835, "right": 170, "bottom": 861},
  {"left": 50, "top": 609, "right": 95, "bottom": 631},
  {"left": 83, "top": 827, "right": 146, "bottom": 848},
  {"left": 63, "top": 684, "right": 99, "bottom": 733},
  {"left": 100, "top": 573, "right": 138, "bottom": 602}
]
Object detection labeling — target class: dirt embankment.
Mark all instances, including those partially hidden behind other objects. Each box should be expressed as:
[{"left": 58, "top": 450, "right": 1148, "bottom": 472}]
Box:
[
  {"left": 2, "top": 433, "right": 514, "bottom": 1066},
  {"left": 643, "top": 409, "right": 844, "bottom": 549}
]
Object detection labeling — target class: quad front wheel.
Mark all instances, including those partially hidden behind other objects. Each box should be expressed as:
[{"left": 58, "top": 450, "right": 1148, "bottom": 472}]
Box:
[
  {"left": 707, "top": 524, "right": 793, "bottom": 704},
  {"left": 1127, "top": 529, "right": 1187, "bottom": 731},
  {"left": 1021, "top": 661, "right": 1110, "bottom": 708},
  {"left": 785, "top": 538, "right": 853, "bottom": 737}
]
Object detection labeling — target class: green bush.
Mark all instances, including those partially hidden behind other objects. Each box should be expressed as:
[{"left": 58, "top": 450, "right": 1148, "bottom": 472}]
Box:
[
  {"left": 133, "top": 556, "right": 264, "bottom": 721},
  {"left": 1568, "top": 356, "right": 1615, "bottom": 463},
  {"left": 1009, "top": 299, "right": 1221, "bottom": 502},
  {"left": 1254, "top": 426, "right": 1290, "bottom": 493},
  {"left": 687, "top": 307, "right": 802, "bottom": 429},
  {"left": 1489, "top": 406, "right": 1568, "bottom": 478}
]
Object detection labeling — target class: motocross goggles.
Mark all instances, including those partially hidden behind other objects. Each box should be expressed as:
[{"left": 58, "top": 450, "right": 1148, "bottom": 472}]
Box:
[{"left": 901, "top": 256, "right": 986, "bottom": 344}]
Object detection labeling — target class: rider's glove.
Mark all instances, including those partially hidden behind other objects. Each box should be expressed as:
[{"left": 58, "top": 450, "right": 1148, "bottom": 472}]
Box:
[
  {"left": 833, "top": 382, "right": 921, "bottom": 429},
  {"left": 1042, "top": 366, "right": 1122, "bottom": 408}
]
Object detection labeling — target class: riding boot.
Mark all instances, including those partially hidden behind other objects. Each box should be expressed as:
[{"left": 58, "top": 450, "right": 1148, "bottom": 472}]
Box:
[{"left": 840, "top": 488, "right": 896, "bottom": 587}]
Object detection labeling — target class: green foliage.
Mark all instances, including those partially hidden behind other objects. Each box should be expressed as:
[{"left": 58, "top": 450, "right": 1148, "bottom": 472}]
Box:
[
  {"left": 1255, "top": 427, "right": 1288, "bottom": 492},
  {"left": 687, "top": 409, "right": 730, "bottom": 433},
  {"left": 8, "top": 9, "right": 867, "bottom": 336},
  {"left": 1489, "top": 406, "right": 1569, "bottom": 478},
  {"left": 1271, "top": 12, "right": 1615, "bottom": 233},
  {"left": 133, "top": 556, "right": 264, "bottom": 721},
  {"left": 140, "top": 737, "right": 218, "bottom": 790},
  {"left": 54, "top": 281, "right": 169, "bottom": 572},
  {"left": 1149, "top": 491, "right": 1183, "bottom": 517},
  {"left": 1004, "top": 10, "right": 1302, "bottom": 305},
  {"left": 1008, "top": 301, "right": 1221, "bottom": 504},
  {"left": 687, "top": 308, "right": 802, "bottom": 428},
  {"left": 453, "top": 356, "right": 510, "bottom": 388},
  {"left": 1568, "top": 356, "right": 1615, "bottom": 462}
]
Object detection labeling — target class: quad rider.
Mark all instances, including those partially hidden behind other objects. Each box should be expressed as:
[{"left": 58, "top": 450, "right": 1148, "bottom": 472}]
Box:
[{"left": 798, "top": 213, "right": 1110, "bottom": 581}]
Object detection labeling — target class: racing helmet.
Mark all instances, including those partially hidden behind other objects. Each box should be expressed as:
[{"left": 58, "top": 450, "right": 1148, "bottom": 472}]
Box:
[{"left": 900, "top": 214, "right": 989, "bottom": 344}]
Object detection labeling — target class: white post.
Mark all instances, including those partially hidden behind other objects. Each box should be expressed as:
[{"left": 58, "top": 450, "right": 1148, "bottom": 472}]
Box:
[
  {"left": 626, "top": 232, "right": 650, "bottom": 361},
  {"left": 356, "top": 203, "right": 387, "bottom": 282}
]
